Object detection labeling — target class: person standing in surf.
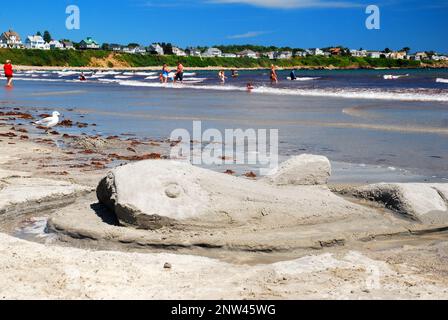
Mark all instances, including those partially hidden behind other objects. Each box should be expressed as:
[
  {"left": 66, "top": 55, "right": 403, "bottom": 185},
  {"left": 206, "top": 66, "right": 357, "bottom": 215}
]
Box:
[
  {"left": 174, "top": 62, "right": 184, "bottom": 83},
  {"left": 290, "top": 69, "right": 297, "bottom": 81},
  {"left": 270, "top": 64, "right": 278, "bottom": 84},
  {"left": 161, "top": 63, "right": 170, "bottom": 83},
  {"left": 218, "top": 70, "right": 227, "bottom": 84},
  {"left": 3, "top": 60, "right": 13, "bottom": 87}
]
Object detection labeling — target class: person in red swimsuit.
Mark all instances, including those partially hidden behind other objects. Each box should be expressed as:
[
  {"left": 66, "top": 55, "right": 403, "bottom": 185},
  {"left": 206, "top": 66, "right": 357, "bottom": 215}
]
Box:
[{"left": 3, "top": 60, "right": 13, "bottom": 87}]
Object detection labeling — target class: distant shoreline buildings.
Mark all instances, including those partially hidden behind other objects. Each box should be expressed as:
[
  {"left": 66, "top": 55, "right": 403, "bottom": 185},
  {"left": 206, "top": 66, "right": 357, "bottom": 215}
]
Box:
[{"left": 0, "top": 29, "right": 447, "bottom": 62}]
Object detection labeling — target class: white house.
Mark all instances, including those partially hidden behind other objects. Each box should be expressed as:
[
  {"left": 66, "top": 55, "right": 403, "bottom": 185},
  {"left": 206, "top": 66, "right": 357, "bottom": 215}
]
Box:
[
  {"left": 368, "top": 51, "right": 382, "bottom": 58},
  {"left": 237, "top": 50, "right": 258, "bottom": 59},
  {"left": 172, "top": 47, "right": 187, "bottom": 56},
  {"left": 263, "top": 51, "right": 276, "bottom": 59},
  {"left": 202, "top": 47, "right": 222, "bottom": 57},
  {"left": 222, "top": 53, "right": 237, "bottom": 58},
  {"left": 1, "top": 29, "right": 22, "bottom": 48},
  {"left": 148, "top": 43, "right": 164, "bottom": 55},
  {"left": 123, "top": 46, "right": 146, "bottom": 54},
  {"left": 79, "top": 37, "right": 100, "bottom": 50},
  {"left": 186, "top": 47, "right": 202, "bottom": 57},
  {"left": 61, "top": 40, "right": 75, "bottom": 50},
  {"left": 25, "top": 35, "right": 50, "bottom": 50},
  {"left": 350, "top": 49, "right": 367, "bottom": 57},
  {"left": 415, "top": 52, "right": 428, "bottom": 61},
  {"left": 49, "top": 40, "right": 64, "bottom": 50},
  {"left": 294, "top": 51, "right": 308, "bottom": 57},
  {"left": 310, "top": 48, "right": 324, "bottom": 56},
  {"left": 110, "top": 44, "right": 122, "bottom": 52},
  {"left": 275, "top": 51, "right": 293, "bottom": 59}
]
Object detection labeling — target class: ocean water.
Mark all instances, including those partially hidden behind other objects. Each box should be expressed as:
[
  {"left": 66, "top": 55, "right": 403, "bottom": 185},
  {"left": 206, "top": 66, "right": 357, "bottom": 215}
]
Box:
[{"left": 2, "top": 68, "right": 448, "bottom": 183}]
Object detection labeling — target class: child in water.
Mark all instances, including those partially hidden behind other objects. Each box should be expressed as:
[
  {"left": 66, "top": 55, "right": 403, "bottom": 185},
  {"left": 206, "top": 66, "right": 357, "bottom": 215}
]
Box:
[{"left": 246, "top": 82, "right": 254, "bottom": 92}]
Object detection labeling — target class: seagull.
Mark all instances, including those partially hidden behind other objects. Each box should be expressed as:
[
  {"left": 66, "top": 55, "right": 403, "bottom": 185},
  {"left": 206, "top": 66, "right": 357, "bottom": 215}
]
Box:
[{"left": 34, "top": 111, "right": 61, "bottom": 132}]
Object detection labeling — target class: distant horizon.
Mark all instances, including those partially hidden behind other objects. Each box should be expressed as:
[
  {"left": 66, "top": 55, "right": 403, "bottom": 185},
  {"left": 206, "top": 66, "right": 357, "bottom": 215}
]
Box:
[{"left": 0, "top": 0, "right": 447, "bottom": 53}]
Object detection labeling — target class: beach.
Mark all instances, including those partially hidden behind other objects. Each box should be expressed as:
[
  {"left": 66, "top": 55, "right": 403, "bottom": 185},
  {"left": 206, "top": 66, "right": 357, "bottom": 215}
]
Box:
[{"left": 1, "top": 68, "right": 448, "bottom": 299}]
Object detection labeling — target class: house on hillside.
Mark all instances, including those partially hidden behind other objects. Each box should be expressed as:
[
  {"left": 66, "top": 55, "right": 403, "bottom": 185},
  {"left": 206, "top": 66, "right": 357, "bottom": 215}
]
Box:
[
  {"left": 329, "top": 48, "right": 342, "bottom": 56},
  {"left": 294, "top": 51, "right": 308, "bottom": 58},
  {"left": 49, "top": 40, "right": 64, "bottom": 50},
  {"left": 237, "top": 50, "right": 258, "bottom": 59},
  {"left": 350, "top": 49, "right": 367, "bottom": 57},
  {"left": 172, "top": 47, "right": 187, "bottom": 56},
  {"left": 123, "top": 46, "right": 146, "bottom": 54},
  {"left": 367, "top": 51, "right": 382, "bottom": 58},
  {"left": 25, "top": 35, "right": 50, "bottom": 50},
  {"left": 186, "top": 47, "right": 202, "bottom": 57},
  {"left": 61, "top": 40, "right": 75, "bottom": 50},
  {"left": 429, "top": 54, "right": 448, "bottom": 61},
  {"left": 309, "top": 48, "right": 324, "bottom": 56},
  {"left": 222, "top": 53, "right": 237, "bottom": 58},
  {"left": 202, "top": 47, "right": 222, "bottom": 57},
  {"left": 79, "top": 37, "right": 100, "bottom": 50},
  {"left": 109, "top": 44, "right": 123, "bottom": 52},
  {"left": 147, "top": 43, "right": 164, "bottom": 55},
  {"left": 389, "top": 51, "right": 407, "bottom": 60},
  {"left": 263, "top": 51, "right": 276, "bottom": 59},
  {"left": 415, "top": 52, "right": 428, "bottom": 61},
  {"left": 1, "top": 29, "right": 22, "bottom": 48},
  {"left": 275, "top": 51, "right": 293, "bottom": 59}
]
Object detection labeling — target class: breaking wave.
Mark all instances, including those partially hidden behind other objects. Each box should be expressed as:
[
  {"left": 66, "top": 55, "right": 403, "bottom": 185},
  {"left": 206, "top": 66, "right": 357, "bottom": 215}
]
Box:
[{"left": 111, "top": 80, "right": 448, "bottom": 102}]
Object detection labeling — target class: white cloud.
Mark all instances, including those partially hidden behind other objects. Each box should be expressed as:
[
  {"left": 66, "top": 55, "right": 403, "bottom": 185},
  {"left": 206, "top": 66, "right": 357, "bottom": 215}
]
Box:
[
  {"left": 209, "top": 0, "right": 360, "bottom": 9},
  {"left": 227, "top": 31, "right": 269, "bottom": 39}
]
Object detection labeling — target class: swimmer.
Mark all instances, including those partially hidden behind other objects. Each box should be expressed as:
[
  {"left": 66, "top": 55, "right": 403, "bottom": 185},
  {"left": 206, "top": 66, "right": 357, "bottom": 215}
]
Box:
[
  {"left": 270, "top": 64, "right": 278, "bottom": 84},
  {"left": 290, "top": 69, "right": 297, "bottom": 81}
]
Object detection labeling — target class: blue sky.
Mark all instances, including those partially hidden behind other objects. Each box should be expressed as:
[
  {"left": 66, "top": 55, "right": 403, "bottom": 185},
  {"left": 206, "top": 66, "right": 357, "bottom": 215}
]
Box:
[{"left": 0, "top": 0, "right": 447, "bottom": 52}]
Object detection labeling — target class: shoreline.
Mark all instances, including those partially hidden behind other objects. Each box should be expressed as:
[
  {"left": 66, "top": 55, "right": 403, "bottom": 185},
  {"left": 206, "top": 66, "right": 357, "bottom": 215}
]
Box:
[{"left": 14, "top": 64, "right": 448, "bottom": 72}]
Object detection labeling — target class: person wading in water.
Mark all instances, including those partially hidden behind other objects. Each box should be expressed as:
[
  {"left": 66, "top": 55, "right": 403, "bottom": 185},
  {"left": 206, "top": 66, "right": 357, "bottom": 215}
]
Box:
[{"left": 3, "top": 60, "right": 13, "bottom": 87}]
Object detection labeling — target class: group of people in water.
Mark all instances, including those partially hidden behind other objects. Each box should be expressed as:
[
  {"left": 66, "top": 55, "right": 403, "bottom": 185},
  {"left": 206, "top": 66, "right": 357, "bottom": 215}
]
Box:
[
  {"left": 216, "top": 64, "right": 295, "bottom": 92},
  {"left": 4, "top": 59, "right": 297, "bottom": 90},
  {"left": 159, "top": 62, "right": 184, "bottom": 83}
]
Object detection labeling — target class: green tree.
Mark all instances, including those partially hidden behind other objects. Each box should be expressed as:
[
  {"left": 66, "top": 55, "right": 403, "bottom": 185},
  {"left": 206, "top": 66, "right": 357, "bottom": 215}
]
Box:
[
  {"left": 401, "top": 47, "right": 411, "bottom": 53},
  {"left": 36, "top": 31, "right": 42, "bottom": 36},
  {"left": 43, "top": 31, "right": 52, "bottom": 43},
  {"left": 161, "top": 42, "right": 173, "bottom": 55},
  {"left": 384, "top": 48, "right": 391, "bottom": 53}
]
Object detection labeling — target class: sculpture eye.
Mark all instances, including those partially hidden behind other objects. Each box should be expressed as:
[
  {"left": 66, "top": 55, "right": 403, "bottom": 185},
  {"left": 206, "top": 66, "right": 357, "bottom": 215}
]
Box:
[{"left": 165, "top": 184, "right": 182, "bottom": 199}]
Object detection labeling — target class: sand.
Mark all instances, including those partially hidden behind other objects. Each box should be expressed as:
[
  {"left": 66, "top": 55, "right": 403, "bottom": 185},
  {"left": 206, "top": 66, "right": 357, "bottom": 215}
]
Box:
[{"left": 1, "top": 107, "right": 448, "bottom": 300}]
